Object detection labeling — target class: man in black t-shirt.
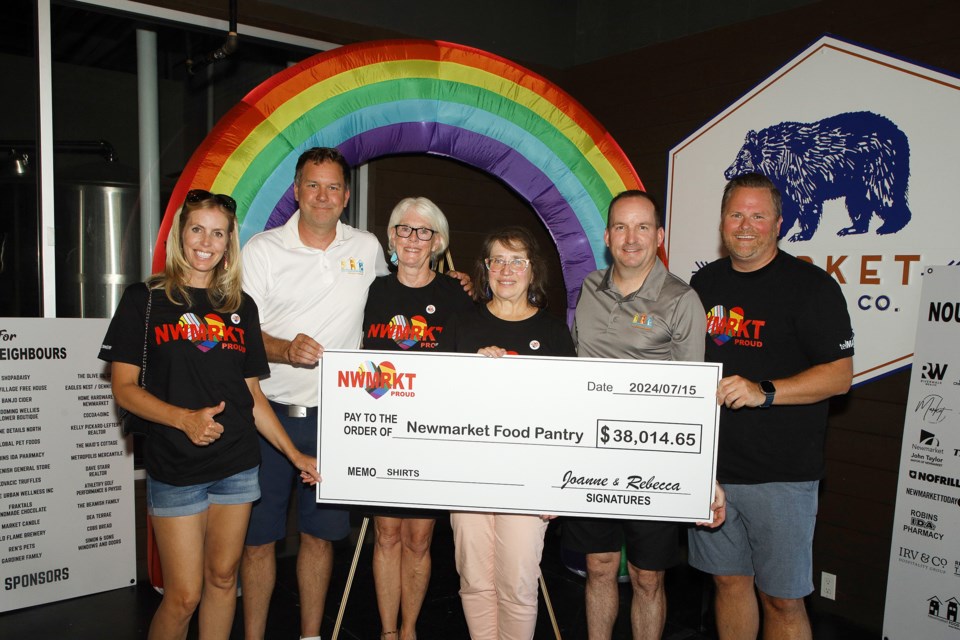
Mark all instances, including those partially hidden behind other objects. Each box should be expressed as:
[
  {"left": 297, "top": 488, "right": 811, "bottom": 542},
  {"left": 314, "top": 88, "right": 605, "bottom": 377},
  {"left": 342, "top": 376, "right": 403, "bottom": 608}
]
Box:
[{"left": 688, "top": 173, "right": 854, "bottom": 640}]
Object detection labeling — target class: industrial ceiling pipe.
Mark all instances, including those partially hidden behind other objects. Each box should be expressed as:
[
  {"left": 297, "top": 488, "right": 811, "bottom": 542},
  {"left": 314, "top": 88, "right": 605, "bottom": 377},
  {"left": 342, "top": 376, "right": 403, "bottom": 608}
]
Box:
[{"left": 186, "top": 0, "right": 239, "bottom": 75}]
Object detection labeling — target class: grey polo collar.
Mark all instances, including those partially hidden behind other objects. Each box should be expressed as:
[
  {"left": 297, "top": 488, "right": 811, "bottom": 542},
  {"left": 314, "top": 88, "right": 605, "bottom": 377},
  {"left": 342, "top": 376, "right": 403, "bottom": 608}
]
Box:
[{"left": 595, "top": 259, "right": 668, "bottom": 302}]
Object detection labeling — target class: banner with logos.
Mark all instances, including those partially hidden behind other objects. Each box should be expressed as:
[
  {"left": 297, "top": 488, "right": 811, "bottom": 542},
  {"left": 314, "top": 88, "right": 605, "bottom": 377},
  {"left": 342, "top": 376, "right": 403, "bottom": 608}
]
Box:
[
  {"left": 883, "top": 266, "right": 960, "bottom": 638},
  {"left": 0, "top": 319, "right": 135, "bottom": 612},
  {"left": 665, "top": 36, "right": 960, "bottom": 386}
]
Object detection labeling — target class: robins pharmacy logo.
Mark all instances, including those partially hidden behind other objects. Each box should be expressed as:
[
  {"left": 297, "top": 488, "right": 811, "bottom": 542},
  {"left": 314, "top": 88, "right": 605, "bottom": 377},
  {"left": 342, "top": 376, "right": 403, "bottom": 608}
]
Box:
[{"left": 902, "top": 508, "right": 944, "bottom": 541}]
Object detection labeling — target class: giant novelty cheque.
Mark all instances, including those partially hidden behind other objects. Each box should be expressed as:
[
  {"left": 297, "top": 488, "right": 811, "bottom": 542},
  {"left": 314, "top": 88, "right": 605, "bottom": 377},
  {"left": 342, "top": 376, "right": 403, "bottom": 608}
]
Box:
[{"left": 317, "top": 350, "right": 722, "bottom": 522}]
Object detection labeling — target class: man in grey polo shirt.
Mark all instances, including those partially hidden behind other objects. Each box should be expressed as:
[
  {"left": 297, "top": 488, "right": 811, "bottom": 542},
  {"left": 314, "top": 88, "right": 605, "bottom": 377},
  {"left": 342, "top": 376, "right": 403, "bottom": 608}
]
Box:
[{"left": 563, "top": 190, "right": 715, "bottom": 640}]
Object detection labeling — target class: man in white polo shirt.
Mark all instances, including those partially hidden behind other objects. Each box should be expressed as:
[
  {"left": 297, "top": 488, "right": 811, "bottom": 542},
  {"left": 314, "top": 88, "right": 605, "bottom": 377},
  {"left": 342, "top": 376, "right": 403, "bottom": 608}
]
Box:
[{"left": 240, "top": 147, "right": 389, "bottom": 640}]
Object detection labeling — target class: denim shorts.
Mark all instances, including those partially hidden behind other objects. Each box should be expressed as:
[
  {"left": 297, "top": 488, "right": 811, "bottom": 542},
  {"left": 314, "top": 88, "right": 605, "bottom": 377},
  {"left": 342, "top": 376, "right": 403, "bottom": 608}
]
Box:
[
  {"left": 688, "top": 480, "right": 819, "bottom": 598},
  {"left": 146, "top": 466, "right": 261, "bottom": 517}
]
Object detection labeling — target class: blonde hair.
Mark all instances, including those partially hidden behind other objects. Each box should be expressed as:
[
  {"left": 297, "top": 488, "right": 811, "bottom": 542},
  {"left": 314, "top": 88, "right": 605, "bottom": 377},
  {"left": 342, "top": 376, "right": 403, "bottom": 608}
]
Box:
[{"left": 150, "top": 195, "right": 243, "bottom": 313}]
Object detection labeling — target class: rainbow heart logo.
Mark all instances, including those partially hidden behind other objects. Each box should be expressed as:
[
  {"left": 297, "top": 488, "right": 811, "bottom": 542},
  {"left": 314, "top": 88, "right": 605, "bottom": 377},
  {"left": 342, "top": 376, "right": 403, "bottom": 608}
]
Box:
[
  {"left": 390, "top": 314, "right": 428, "bottom": 349},
  {"left": 358, "top": 360, "right": 397, "bottom": 399},
  {"left": 179, "top": 313, "right": 225, "bottom": 352},
  {"left": 706, "top": 305, "right": 743, "bottom": 347}
]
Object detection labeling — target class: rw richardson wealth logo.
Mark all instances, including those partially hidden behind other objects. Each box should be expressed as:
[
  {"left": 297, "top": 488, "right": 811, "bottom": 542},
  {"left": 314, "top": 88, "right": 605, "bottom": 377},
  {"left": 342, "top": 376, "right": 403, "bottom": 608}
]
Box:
[{"left": 921, "top": 362, "right": 949, "bottom": 386}]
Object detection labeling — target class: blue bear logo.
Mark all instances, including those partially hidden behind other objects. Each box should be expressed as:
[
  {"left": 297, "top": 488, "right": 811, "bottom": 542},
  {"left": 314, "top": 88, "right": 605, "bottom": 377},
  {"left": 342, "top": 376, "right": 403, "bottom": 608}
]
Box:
[{"left": 725, "top": 111, "right": 912, "bottom": 241}]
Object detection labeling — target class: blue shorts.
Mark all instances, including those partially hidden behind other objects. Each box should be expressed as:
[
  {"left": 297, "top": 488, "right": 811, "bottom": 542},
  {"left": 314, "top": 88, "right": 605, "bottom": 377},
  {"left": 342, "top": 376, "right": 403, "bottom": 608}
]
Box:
[
  {"left": 146, "top": 466, "right": 260, "bottom": 517},
  {"left": 687, "top": 481, "right": 819, "bottom": 599},
  {"left": 244, "top": 406, "right": 350, "bottom": 545}
]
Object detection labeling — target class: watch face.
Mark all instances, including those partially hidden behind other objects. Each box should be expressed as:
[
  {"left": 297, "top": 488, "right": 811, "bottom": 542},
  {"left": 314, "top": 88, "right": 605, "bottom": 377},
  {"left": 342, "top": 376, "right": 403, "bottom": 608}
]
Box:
[{"left": 760, "top": 380, "right": 776, "bottom": 394}]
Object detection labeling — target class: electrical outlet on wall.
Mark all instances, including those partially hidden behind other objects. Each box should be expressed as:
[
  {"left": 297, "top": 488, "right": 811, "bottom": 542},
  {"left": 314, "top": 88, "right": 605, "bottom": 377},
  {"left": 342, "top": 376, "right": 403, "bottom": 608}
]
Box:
[{"left": 821, "top": 571, "right": 836, "bottom": 600}]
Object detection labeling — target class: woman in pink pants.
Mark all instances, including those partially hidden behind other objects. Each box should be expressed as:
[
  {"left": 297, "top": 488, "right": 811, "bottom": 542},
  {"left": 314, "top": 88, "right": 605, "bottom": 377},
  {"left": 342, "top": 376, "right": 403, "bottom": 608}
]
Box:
[{"left": 442, "top": 226, "right": 576, "bottom": 639}]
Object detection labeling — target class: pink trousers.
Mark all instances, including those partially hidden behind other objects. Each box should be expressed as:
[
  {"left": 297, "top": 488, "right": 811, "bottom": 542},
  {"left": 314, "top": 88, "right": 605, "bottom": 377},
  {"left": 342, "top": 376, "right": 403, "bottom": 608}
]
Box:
[{"left": 450, "top": 512, "right": 549, "bottom": 640}]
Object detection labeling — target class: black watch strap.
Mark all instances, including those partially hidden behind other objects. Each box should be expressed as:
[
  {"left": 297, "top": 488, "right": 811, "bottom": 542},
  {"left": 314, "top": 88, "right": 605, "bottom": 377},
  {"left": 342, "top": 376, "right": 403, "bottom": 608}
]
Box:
[{"left": 759, "top": 380, "right": 776, "bottom": 408}]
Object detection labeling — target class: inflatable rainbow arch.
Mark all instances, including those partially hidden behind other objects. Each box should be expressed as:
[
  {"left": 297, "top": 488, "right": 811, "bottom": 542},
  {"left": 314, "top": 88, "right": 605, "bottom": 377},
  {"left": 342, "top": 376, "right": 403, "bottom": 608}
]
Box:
[{"left": 156, "top": 39, "right": 643, "bottom": 308}]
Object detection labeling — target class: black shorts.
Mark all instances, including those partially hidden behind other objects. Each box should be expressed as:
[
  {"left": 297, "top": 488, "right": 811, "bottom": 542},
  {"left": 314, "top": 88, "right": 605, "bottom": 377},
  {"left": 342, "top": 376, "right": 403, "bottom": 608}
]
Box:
[{"left": 562, "top": 518, "right": 680, "bottom": 571}]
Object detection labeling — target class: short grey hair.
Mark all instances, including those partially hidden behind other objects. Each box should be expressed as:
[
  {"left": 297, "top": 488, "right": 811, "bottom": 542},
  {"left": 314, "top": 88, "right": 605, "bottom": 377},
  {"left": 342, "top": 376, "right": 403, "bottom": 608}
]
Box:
[{"left": 387, "top": 197, "right": 450, "bottom": 259}]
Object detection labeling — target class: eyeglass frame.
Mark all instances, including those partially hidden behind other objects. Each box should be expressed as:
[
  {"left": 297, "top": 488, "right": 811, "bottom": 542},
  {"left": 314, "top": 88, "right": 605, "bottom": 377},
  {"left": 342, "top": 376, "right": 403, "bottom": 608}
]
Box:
[
  {"left": 393, "top": 224, "right": 436, "bottom": 241},
  {"left": 186, "top": 189, "right": 237, "bottom": 213},
  {"left": 484, "top": 257, "right": 531, "bottom": 273}
]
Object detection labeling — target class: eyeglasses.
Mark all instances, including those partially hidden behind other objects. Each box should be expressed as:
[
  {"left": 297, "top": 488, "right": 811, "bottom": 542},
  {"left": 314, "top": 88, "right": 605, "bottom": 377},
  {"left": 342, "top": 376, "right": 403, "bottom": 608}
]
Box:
[
  {"left": 186, "top": 189, "right": 237, "bottom": 213},
  {"left": 393, "top": 224, "right": 435, "bottom": 241},
  {"left": 485, "top": 257, "right": 531, "bottom": 273}
]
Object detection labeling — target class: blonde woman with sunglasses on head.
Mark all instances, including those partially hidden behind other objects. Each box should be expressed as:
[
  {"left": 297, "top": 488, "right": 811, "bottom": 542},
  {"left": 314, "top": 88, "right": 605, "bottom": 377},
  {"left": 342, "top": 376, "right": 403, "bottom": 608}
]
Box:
[{"left": 99, "top": 190, "right": 319, "bottom": 640}]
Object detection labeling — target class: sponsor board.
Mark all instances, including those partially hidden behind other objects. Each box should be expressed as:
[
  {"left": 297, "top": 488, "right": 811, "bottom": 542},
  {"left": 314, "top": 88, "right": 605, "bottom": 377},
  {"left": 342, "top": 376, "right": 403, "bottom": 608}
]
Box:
[
  {"left": 0, "top": 319, "right": 135, "bottom": 612},
  {"left": 886, "top": 267, "right": 960, "bottom": 638}
]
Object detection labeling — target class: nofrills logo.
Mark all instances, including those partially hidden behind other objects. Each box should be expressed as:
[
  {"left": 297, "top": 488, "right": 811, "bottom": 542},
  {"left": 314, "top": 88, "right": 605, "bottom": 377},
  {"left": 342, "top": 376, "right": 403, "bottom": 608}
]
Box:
[{"left": 337, "top": 360, "right": 417, "bottom": 399}]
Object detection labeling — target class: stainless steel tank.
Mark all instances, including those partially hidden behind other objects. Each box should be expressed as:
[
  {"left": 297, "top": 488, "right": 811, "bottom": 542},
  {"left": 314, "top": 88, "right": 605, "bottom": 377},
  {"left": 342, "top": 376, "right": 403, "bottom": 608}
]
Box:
[
  {"left": 0, "top": 150, "right": 41, "bottom": 317},
  {"left": 55, "top": 162, "right": 141, "bottom": 318}
]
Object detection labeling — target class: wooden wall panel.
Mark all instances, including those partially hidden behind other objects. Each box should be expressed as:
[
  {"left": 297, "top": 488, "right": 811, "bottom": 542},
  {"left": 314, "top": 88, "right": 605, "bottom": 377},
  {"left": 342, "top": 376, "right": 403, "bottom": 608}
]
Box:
[
  {"left": 817, "top": 492, "right": 894, "bottom": 538},
  {"left": 825, "top": 427, "right": 902, "bottom": 472}
]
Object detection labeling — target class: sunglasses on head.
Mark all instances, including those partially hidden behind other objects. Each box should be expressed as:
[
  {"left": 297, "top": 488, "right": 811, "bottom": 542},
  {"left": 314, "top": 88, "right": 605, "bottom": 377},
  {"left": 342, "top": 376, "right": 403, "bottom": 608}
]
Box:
[{"left": 185, "top": 189, "right": 237, "bottom": 213}]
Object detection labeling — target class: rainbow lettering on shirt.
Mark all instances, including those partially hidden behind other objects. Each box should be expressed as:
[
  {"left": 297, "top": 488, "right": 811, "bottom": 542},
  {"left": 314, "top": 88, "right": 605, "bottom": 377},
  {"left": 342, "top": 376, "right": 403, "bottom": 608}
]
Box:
[
  {"left": 153, "top": 313, "right": 247, "bottom": 353},
  {"left": 366, "top": 315, "right": 438, "bottom": 349},
  {"left": 705, "top": 305, "right": 766, "bottom": 348}
]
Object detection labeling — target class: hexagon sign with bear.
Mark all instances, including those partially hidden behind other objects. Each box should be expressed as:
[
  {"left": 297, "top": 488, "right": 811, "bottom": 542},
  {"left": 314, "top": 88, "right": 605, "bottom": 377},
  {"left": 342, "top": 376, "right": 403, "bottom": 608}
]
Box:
[{"left": 665, "top": 36, "right": 960, "bottom": 385}]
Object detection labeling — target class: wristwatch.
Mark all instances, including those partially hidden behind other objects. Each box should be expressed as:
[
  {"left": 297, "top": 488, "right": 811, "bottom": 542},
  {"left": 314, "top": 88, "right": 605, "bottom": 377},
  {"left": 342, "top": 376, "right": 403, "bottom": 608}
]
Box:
[{"left": 759, "top": 380, "right": 776, "bottom": 408}]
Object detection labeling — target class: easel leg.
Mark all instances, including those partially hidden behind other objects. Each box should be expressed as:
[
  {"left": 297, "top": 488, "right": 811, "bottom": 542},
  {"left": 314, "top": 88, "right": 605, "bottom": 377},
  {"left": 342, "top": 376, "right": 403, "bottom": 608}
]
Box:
[{"left": 331, "top": 516, "right": 370, "bottom": 640}]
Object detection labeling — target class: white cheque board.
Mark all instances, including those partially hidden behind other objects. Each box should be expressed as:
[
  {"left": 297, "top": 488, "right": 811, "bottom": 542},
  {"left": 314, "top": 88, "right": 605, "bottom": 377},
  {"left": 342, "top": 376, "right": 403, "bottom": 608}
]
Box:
[{"left": 317, "top": 350, "right": 721, "bottom": 522}]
